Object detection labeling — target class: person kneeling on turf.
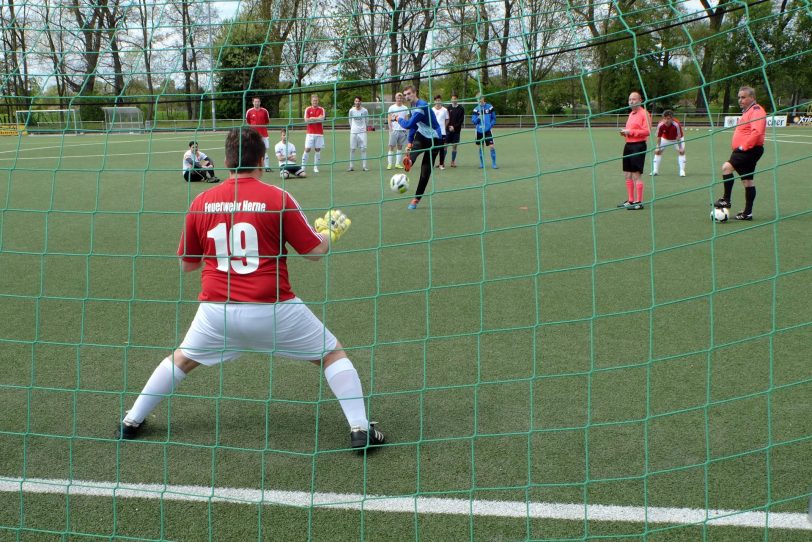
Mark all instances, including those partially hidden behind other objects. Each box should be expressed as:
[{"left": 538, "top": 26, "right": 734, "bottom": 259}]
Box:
[
  {"left": 275, "top": 128, "right": 307, "bottom": 179},
  {"left": 183, "top": 141, "right": 220, "bottom": 183}
]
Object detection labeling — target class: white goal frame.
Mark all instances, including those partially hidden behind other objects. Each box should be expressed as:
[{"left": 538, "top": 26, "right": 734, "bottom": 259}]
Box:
[
  {"left": 14, "top": 109, "right": 81, "bottom": 135},
  {"left": 360, "top": 101, "right": 387, "bottom": 130},
  {"left": 102, "top": 107, "right": 145, "bottom": 132}
]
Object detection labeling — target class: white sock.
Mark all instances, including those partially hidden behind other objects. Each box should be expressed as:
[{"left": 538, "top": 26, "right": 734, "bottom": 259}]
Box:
[
  {"left": 348, "top": 149, "right": 354, "bottom": 167},
  {"left": 324, "top": 358, "right": 368, "bottom": 429},
  {"left": 302, "top": 152, "right": 309, "bottom": 167},
  {"left": 395, "top": 150, "right": 401, "bottom": 165},
  {"left": 653, "top": 154, "right": 661, "bottom": 173},
  {"left": 125, "top": 357, "right": 187, "bottom": 424},
  {"left": 361, "top": 150, "right": 367, "bottom": 167},
  {"left": 387, "top": 150, "right": 393, "bottom": 166},
  {"left": 264, "top": 154, "right": 269, "bottom": 168},
  {"left": 678, "top": 155, "right": 686, "bottom": 172},
  {"left": 314, "top": 151, "right": 320, "bottom": 166}
]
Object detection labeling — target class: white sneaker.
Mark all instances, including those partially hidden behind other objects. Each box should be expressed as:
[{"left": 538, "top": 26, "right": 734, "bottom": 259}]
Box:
[
  {"left": 313, "top": 167, "right": 319, "bottom": 174},
  {"left": 362, "top": 166, "right": 369, "bottom": 172},
  {"left": 439, "top": 165, "right": 445, "bottom": 170},
  {"left": 346, "top": 166, "right": 354, "bottom": 172},
  {"left": 679, "top": 171, "right": 686, "bottom": 177},
  {"left": 650, "top": 171, "right": 658, "bottom": 176}
]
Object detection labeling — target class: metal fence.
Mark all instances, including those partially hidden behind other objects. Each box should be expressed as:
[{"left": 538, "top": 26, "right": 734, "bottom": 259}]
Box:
[{"left": 10, "top": 112, "right": 809, "bottom": 135}]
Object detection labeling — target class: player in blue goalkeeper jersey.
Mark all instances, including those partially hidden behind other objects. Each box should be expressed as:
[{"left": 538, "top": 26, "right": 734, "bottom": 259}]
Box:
[
  {"left": 398, "top": 84, "right": 443, "bottom": 210},
  {"left": 472, "top": 95, "right": 498, "bottom": 169}
]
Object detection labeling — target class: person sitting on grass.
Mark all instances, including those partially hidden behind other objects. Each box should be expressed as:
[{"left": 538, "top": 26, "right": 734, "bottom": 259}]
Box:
[{"left": 183, "top": 141, "right": 220, "bottom": 183}]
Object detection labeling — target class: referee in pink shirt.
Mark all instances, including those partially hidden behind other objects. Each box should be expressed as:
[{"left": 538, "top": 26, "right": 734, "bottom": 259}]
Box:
[{"left": 618, "top": 91, "right": 651, "bottom": 210}]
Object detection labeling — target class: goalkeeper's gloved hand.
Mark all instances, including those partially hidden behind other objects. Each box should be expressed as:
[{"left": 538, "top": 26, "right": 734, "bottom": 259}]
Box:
[{"left": 314, "top": 209, "right": 351, "bottom": 243}]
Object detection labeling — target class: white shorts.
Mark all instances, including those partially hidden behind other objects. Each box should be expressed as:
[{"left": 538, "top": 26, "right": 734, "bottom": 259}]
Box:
[
  {"left": 304, "top": 134, "right": 324, "bottom": 149},
  {"left": 262, "top": 137, "right": 270, "bottom": 149},
  {"left": 350, "top": 132, "right": 367, "bottom": 150},
  {"left": 179, "top": 299, "right": 338, "bottom": 366},
  {"left": 657, "top": 138, "right": 685, "bottom": 153},
  {"left": 388, "top": 130, "right": 408, "bottom": 147}
]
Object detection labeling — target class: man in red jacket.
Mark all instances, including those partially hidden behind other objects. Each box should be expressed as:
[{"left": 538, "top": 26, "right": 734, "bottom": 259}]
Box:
[
  {"left": 617, "top": 91, "right": 651, "bottom": 210},
  {"left": 714, "top": 86, "right": 767, "bottom": 221}
]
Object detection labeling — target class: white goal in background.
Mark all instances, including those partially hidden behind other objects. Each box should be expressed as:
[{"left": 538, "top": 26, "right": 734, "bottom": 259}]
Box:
[
  {"left": 15, "top": 109, "right": 81, "bottom": 135},
  {"left": 360, "top": 101, "right": 387, "bottom": 130},
  {"left": 102, "top": 107, "right": 145, "bottom": 132}
]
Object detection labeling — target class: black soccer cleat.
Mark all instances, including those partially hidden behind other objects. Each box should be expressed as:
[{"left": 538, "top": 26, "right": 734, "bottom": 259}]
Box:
[
  {"left": 734, "top": 211, "right": 752, "bottom": 221},
  {"left": 714, "top": 198, "right": 731, "bottom": 209},
  {"left": 350, "top": 422, "right": 385, "bottom": 449},
  {"left": 116, "top": 417, "right": 144, "bottom": 440},
  {"left": 626, "top": 201, "right": 644, "bottom": 210},
  {"left": 617, "top": 200, "right": 632, "bottom": 208}
]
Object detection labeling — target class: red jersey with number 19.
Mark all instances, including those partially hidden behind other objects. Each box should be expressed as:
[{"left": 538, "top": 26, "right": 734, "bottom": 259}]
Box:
[
  {"left": 178, "top": 177, "right": 322, "bottom": 303},
  {"left": 245, "top": 107, "right": 270, "bottom": 137}
]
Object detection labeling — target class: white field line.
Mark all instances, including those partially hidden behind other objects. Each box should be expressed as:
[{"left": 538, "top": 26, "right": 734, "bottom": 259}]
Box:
[
  {"left": 0, "top": 134, "right": 221, "bottom": 156},
  {"left": 765, "top": 138, "right": 812, "bottom": 145},
  {"left": 0, "top": 477, "right": 808, "bottom": 531},
  {"left": 0, "top": 148, "right": 182, "bottom": 163}
]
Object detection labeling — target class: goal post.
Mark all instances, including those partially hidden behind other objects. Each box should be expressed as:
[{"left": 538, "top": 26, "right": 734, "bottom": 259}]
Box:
[
  {"left": 360, "top": 101, "right": 387, "bottom": 130},
  {"left": 14, "top": 109, "right": 81, "bottom": 135},
  {"left": 102, "top": 106, "right": 145, "bottom": 132}
]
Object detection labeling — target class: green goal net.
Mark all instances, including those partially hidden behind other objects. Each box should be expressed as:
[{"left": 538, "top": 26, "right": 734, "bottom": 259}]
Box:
[{"left": 1, "top": 0, "right": 811, "bottom": 541}]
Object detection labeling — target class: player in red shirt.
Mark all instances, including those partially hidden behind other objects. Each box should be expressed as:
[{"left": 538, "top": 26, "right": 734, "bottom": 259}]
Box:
[
  {"left": 617, "top": 91, "right": 651, "bottom": 210},
  {"left": 714, "top": 86, "right": 767, "bottom": 220},
  {"left": 651, "top": 110, "right": 686, "bottom": 177},
  {"left": 302, "top": 94, "right": 326, "bottom": 174},
  {"left": 117, "top": 128, "right": 385, "bottom": 450},
  {"left": 245, "top": 96, "right": 271, "bottom": 171}
]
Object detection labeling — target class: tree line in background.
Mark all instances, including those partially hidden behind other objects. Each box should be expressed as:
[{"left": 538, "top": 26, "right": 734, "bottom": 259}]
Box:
[{"left": 1, "top": 0, "right": 810, "bottom": 125}]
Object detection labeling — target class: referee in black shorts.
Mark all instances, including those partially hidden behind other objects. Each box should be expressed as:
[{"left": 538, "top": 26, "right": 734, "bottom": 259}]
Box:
[
  {"left": 618, "top": 91, "right": 651, "bottom": 210},
  {"left": 714, "top": 86, "right": 767, "bottom": 221}
]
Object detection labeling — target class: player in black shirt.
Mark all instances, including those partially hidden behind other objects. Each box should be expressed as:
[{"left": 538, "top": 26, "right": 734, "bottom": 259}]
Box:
[{"left": 446, "top": 94, "right": 465, "bottom": 167}]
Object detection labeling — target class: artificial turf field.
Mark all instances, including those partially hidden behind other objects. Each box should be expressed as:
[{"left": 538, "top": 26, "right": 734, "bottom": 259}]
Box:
[{"left": 0, "top": 126, "right": 810, "bottom": 541}]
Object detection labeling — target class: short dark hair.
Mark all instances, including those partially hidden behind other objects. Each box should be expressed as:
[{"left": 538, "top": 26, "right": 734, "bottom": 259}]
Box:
[
  {"left": 354, "top": 95, "right": 362, "bottom": 102},
  {"left": 188, "top": 141, "right": 196, "bottom": 147},
  {"left": 434, "top": 94, "right": 442, "bottom": 100},
  {"left": 224, "top": 128, "right": 266, "bottom": 172},
  {"left": 451, "top": 93, "right": 458, "bottom": 99},
  {"left": 662, "top": 109, "right": 674, "bottom": 117},
  {"left": 402, "top": 84, "right": 417, "bottom": 95}
]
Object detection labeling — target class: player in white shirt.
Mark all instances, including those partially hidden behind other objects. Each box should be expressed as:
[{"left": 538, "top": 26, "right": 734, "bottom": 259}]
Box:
[
  {"left": 432, "top": 94, "right": 450, "bottom": 169},
  {"left": 387, "top": 92, "right": 409, "bottom": 170},
  {"left": 274, "top": 128, "right": 307, "bottom": 179},
  {"left": 182, "top": 141, "right": 220, "bottom": 183},
  {"left": 348, "top": 96, "right": 369, "bottom": 171}
]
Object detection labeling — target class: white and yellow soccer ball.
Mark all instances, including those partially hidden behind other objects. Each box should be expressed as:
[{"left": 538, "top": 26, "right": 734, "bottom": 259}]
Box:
[
  {"left": 711, "top": 207, "right": 729, "bottom": 223},
  {"left": 390, "top": 173, "right": 409, "bottom": 194}
]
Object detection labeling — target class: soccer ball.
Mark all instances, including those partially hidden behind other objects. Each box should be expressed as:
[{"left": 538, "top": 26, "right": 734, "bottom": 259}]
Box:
[
  {"left": 390, "top": 173, "right": 409, "bottom": 194},
  {"left": 711, "top": 207, "right": 729, "bottom": 223}
]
